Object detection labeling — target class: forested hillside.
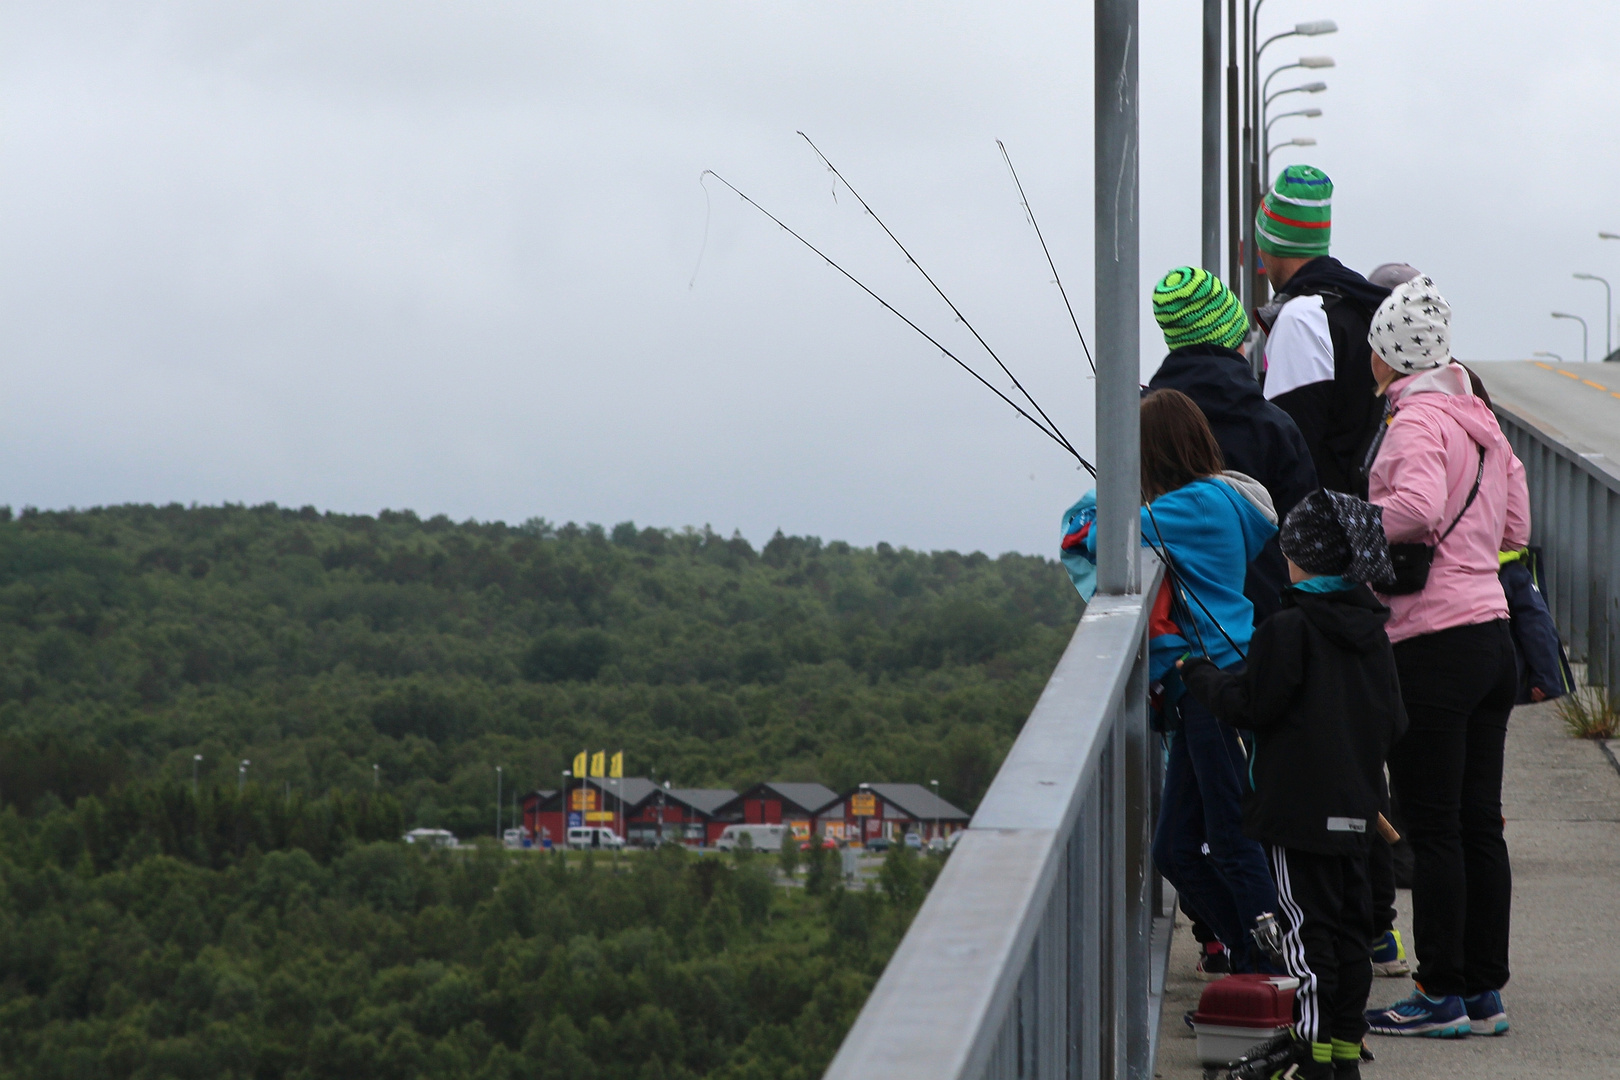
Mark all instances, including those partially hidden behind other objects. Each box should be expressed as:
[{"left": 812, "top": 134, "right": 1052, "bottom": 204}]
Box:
[{"left": 0, "top": 504, "right": 1081, "bottom": 834}]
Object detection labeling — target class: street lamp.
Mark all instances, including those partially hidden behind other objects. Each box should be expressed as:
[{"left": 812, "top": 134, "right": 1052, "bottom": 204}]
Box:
[
  {"left": 1533, "top": 351, "right": 1563, "bottom": 363},
  {"left": 1257, "top": 20, "right": 1339, "bottom": 68},
  {"left": 929, "top": 779, "right": 940, "bottom": 843},
  {"left": 238, "top": 759, "right": 249, "bottom": 793},
  {"left": 1552, "top": 312, "right": 1589, "bottom": 363},
  {"left": 560, "top": 768, "right": 571, "bottom": 847},
  {"left": 495, "top": 765, "right": 503, "bottom": 841},
  {"left": 372, "top": 763, "right": 379, "bottom": 788},
  {"left": 192, "top": 754, "right": 202, "bottom": 794},
  {"left": 1268, "top": 137, "right": 1318, "bottom": 172},
  {"left": 1574, "top": 273, "right": 1612, "bottom": 359},
  {"left": 1264, "top": 80, "right": 1327, "bottom": 111}
]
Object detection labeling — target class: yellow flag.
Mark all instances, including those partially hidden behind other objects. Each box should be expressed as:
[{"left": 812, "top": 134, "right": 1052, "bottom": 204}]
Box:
[
  {"left": 590, "top": 751, "right": 605, "bottom": 777},
  {"left": 572, "top": 750, "right": 587, "bottom": 777},
  {"left": 609, "top": 751, "right": 623, "bottom": 779}
]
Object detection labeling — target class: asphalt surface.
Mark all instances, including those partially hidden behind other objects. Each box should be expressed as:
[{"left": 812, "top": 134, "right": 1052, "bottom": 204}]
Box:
[
  {"left": 1471, "top": 359, "right": 1620, "bottom": 463},
  {"left": 1152, "top": 697, "right": 1620, "bottom": 1079}
]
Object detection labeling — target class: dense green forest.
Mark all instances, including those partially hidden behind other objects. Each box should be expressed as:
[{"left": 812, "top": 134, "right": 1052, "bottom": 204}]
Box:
[
  {"left": 0, "top": 503, "right": 1081, "bottom": 1078},
  {"left": 0, "top": 786, "right": 938, "bottom": 1079},
  {"left": 0, "top": 503, "right": 1080, "bottom": 833}
]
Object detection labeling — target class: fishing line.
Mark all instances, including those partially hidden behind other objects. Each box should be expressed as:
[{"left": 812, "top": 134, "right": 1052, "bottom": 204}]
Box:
[
  {"left": 996, "top": 140, "right": 1095, "bottom": 377},
  {"left": 702, "top": 168, "right": 1096, "bottom": 476},
  {"left": 797, "top": 132, "right": 1080, "bottom": 460},
  {"left": 1145, "top": 498, "right": 1247, "bottom": 662},
  {"left": 688, "top": 174, "right": 714, "bottom": 290}
]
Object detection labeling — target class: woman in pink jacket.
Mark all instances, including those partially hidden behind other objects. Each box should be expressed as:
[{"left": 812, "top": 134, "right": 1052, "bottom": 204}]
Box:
[{"left": 1361, "top": 277, "right": 1530, "bottom": 1040}]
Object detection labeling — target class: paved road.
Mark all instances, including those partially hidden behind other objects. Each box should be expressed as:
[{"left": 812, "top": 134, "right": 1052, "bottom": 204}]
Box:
[
  {"left": 1472, "top": 359, "right": 1620, "bottom": 462},
  {"left": 1152, "top": 697, "right": 1620, "bottom": 1079}
]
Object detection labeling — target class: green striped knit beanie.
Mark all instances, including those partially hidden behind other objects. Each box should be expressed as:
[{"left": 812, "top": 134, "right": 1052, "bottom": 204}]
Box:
[
  {"left": 1255, "top": 164, "right": 1332, "bottom": 258},
  {"left": 1152, "top": 267, "right": 1249, "bottom": 351}
]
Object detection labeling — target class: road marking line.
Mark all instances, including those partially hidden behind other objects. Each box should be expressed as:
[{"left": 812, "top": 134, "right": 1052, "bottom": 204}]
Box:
[
  {"left": 1534, "top": 361, "right": 1555, "bottom": 371},
  {"left": 1584, "top": 380, "right": 1608, "bottom": 390},
  {"left": 1557, "top": 369, "right": 1580, "bottom": 380}
]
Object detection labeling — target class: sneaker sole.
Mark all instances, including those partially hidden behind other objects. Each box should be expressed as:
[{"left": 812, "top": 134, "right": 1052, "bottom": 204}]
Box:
[
  {"left": 1368, "top": 1020, "right": 1470, "bottom": 1038},
  {"left": 1370, "top": 959, "right": 1410, "bottom": 977},
  {"left": 1470, "top": 1016, "right": 1509, "bottom": 1036}
]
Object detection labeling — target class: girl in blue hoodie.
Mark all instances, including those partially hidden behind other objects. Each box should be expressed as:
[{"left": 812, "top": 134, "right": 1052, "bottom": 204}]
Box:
[{"left": 1063, "top": 389, "right": 1281, "bottom": 971}]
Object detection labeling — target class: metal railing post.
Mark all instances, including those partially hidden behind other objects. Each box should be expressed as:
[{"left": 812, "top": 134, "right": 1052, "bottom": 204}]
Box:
[{"left": 1096, "top": 0, "right": 1141, "bottom": 596}]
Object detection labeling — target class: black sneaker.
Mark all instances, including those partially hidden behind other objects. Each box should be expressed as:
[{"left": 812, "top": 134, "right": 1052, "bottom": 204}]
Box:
[{"left": 1196, "top": 942, "right": 1233, "bottom": 980}]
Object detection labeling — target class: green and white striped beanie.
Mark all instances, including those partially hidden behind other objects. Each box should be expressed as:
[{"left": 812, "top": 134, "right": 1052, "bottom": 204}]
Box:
[
  {"left": 1255, "top": 164, "right": 1333, "bottom": 258},
  {"left": 1152, "top": 267, "right": 1250, "bottom": 351}
]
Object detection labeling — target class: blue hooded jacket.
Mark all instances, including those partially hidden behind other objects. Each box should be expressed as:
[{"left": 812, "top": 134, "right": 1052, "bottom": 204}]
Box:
[{"left": 1063, "top": 477, "right": 1278, "bottom": 680}]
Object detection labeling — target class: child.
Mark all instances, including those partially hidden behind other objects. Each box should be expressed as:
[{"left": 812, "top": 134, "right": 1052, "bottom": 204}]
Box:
[
  {"left": 1064, "top": 389, "right": 1281, "bottom": 973},
  {"left": 1179, "top": 489, "right": 1408, "bottom": 1079}
]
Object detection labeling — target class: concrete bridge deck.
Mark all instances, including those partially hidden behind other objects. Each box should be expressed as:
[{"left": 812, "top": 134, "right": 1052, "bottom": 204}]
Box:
[{"left": 1153, "top": 696, "right": 1620, "bottom": 1079}]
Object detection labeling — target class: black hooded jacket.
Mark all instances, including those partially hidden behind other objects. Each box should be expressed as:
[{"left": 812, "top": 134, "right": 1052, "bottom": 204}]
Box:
[
  {"left": 1257, "top": 256, "right": 1391, "bottom": 498},
  {"left": 1181, "top": 584, "right": 1407, "bottom": 856},
  {"left": 1148, "top": 344, "right": 1319, "bottom": 623}
]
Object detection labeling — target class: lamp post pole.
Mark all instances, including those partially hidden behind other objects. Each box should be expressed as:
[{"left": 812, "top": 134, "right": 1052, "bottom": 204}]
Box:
[
  {"left": 560, "top": 769, "right": 570, "bottom": 848},
  {"left": 1552, "top": 312, "right": 1589, "bottom": 363},
  {"left": 192, "top": 754, "right": 202, "bottom": 794},
  {"left": 495, "top": 765, "right": 502, "bottom": 842},
  {"left": 1226, "top": 0, "right": 1241, "bottom": 290},
  {"left": 1267, "top": 136, "right": 1318, "bottom": 174},
  {"left": 238, "top": 759, "right": 249, "bottom": 793},
  {"left": 929, "top": 779, "right": 940, "bottom": 843},
  {"left": 1574, "top": 273, "right": 1612, "bottom": 359},
  {"left": 1202, "top": 0, "right": 1221, "bottom": 274},
  {"left": 1533, "top": 351, "right": 1563, "bottom": 364},
  {"left": 1095, "top": 0, "right": 1141, "bottom": 596}
]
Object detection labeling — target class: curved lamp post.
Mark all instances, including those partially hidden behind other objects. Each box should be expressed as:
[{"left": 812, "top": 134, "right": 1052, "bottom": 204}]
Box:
[
  {"left": 1267, "top": 136, "right": 1318, "bottom": 173},
  {"left": 1260, "top": 59, "right": 1334, "bottom": 185},
  {"left": 1265, "top": 80, "right": 1327, "bottom": 111},
  {"left": 1573, "top": 273, "right": 1612, "bottom": 360},
  {"left": 1533, "top": 350, "right": 1564, "bottom": 363},
  {"left": 1552, "top": 312, "right": 1589, "bottom": 363}
]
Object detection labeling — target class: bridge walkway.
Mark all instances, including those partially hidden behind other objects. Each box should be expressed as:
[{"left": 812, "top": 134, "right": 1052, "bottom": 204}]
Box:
[{"left": 1152, "top": 696, "right": 1620, "bottom": 1079}]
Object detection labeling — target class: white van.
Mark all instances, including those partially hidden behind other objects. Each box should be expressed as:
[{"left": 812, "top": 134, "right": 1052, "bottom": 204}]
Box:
[
  {"left": 715, "top": 824, "right": 787, "bottom": 852},
  {"left": 402, "top": 828, "right": 458, "bottom": 848},
  {"left": 567, "top": 826, "right": 626, "bottom": 850}
]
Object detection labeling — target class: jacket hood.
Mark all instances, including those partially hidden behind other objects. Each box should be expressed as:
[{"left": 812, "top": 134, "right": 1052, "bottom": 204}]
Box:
[
  {"left": 1388, "top": 363, "right": 1505, "bottom": 449},
  {"left": 1286, "top": 584, "right": 1391, "bottom": 654},
  {"left": 1219, "top": 470, "right": 1277, "bottom": 524},
  {"left": 1274, "top": 256, "right": 1391, "bottom": 318}
]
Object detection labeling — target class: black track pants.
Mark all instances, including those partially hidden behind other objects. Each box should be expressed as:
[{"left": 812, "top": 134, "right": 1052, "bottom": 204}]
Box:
[
  {"left": 1269, "top": 844, "right": 1374, "bottom": 1046},
  {"left": 1387, "top": 619, "right": 1516, "bottom": 997}
]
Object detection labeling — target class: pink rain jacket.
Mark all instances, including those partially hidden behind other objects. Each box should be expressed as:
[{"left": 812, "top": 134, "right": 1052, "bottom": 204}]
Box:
[{"left": 1368, "top": 363, "right": 1530, "bottom": 644}]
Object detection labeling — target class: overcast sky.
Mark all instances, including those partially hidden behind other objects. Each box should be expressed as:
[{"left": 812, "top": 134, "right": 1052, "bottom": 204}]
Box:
[{"left": 2, "top": 2, "right": 1616, "bottom": 556}]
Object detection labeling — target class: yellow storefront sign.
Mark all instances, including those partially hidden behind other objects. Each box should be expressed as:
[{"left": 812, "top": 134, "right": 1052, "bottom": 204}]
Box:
[
  {"left": 570, "top": 788, "right": 598, "bottom": 811},
  {"left": 585, "top": 811, "right": 615, "bottom": 823},
  {"left": 850, "top": 792, "right": 877, "bottom": 817}
]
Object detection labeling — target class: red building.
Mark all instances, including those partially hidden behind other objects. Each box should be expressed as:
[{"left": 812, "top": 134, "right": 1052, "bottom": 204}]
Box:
[
  {"left": 711, "top": 782, "right": 838, "bottom": 843},
  {"left": 521, "top": 778, "right": 736, "bottom": 847},
  {"left": 815, "top": 783, "right": 970, "bottom": 846}
]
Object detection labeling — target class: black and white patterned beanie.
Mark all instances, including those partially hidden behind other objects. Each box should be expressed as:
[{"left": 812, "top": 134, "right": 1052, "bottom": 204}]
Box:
[
  {"left": 1368, "top": 274, "right": 1451, "bottom": 372},
  {"left": 1278, "top": 489, "right": 1395, "bottom": 584}
]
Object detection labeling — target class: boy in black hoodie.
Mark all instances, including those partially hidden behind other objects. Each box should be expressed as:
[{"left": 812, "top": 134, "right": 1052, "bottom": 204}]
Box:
[{"left": 1180, "top": 490, "right": 1408, "bottom": 1080}]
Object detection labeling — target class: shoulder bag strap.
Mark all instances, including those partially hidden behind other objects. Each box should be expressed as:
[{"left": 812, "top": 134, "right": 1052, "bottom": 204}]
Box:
[{"left": 1434, "top": 443, "right": 1487, "bottom": 547}]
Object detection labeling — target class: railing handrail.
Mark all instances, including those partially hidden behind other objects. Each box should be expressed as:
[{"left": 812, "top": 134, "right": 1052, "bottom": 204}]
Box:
[
  {"left": 1492, "top": 400, "right": 1620, "bottom": 493},
  {"left": 824, "top": 559, "right": 1166, "bottom": 1080}
]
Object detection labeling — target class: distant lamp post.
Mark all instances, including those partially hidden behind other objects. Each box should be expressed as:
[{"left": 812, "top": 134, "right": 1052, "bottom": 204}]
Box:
[
  {"left": 1264, "top": 80, "right": 1327, "bottom": 111},
  {"left": 372, "top": 763, "right": 379, "bottom": 788},
  {"left": 1574, "top": 273, "right": 1613, "bottom": 359},
  {"left": 1533, "top": 351, "right": 1564, "bottom": 364},
  {"left": 1268, "top": 137, "right": 1318, "bottom": 173},
  {"left": 192, "top": 754, "right": 203, "bottom": 793},
  {"left": 929, "top": 779, "right": 940, "bottom": 842},
  {"left": 561, "top": 768, "right": 571, "bottom": 846},
  {"left": 495, "top": 766, "right": 503, "bottom": 841},
  {"left": 1552, "top": 312, "right": 1589, "bottom": 363},
  {"left": 238, "top": 759, "right": 249, "bottom": 793}
]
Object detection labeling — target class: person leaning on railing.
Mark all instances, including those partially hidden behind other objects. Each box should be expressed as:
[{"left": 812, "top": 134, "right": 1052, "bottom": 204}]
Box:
[{"left": 1360, "top": 276, "right": 1530, "bottom": 1041}]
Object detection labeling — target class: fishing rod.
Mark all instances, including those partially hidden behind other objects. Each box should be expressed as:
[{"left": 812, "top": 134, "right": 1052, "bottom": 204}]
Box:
[
  {"left": 798, "top": 132, "right": 1081, "bottom": 460},
  {"left": 996, "top": 140, "right": 1095, "bottom": 377},
  {"left": 702, "top": 169, "right": 1096, "bottom": 476}
]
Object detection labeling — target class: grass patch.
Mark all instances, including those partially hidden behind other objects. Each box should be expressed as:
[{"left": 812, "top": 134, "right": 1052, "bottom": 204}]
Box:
[{"left": 1557, "top": 686, "right": 1620, "bottom": 740}]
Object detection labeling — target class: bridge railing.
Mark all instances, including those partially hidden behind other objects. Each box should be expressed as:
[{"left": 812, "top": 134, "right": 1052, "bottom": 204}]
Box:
[
  {"left": 1494, "top": 402, "right": 1620, "bottom": 692},
  {"left": 824, "top": 559, "right": 1170, "bottom": 1080}
]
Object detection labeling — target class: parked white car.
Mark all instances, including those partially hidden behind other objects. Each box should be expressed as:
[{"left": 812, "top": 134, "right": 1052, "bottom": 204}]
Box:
[
  {"left": 567, "top": 826, "right": 626, "bottom": 850},
  {"left": 714, "top": 823, "right": 787, "bottom": 851},
  {"left": 402, "top": 828, "right": 458, "bottom": 848}
]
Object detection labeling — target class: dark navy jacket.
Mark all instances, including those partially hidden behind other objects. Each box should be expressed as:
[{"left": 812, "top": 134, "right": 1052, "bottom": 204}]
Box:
[
  {"left": 1148, "top": 344, "right": 1319, "bottom": 624},
  {"left": 1501, "top": 549, "right": 1573, "bottom": 703}
]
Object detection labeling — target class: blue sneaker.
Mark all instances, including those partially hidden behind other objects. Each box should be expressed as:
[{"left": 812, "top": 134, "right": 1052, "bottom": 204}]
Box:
[
  {"left": 1364, "top": 989, "right": 1469, "bottom": 1037},
  {"left": 1463, "top": 990, "right": 1509, "bottom": 1035},
  {"left": 1369, "top": 929, "right": 1409, "bottom": 977}
]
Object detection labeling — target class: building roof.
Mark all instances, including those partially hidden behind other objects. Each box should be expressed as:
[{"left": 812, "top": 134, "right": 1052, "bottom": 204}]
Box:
[
  {"left": 715, "top": 781, "right": 840, "bottom": 818},
  {"left": 664, "top": 787, "right": 738, "bottom": 816},
  {"left": 855, "top": 783, "right": 971, "bottom": 822},
  {"left": 585, "top": 776, "right": 661, "bottom": 808},
  {"left": 519, "top": 788, "right": 559, "bottom": 808}
]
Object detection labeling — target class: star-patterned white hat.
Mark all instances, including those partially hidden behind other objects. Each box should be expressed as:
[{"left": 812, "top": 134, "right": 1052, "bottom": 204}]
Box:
[{"left": 1368, "top": 275, "right": 1451, "bottom": 372}]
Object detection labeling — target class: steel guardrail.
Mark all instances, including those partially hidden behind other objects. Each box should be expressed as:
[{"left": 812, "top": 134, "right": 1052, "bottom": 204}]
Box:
[
  {"left": 1493, "top": 401, "right": 1620, "bottom": 691},
  {"left": 823, "top": 558, "right": 1170, "bottom": 1080}
]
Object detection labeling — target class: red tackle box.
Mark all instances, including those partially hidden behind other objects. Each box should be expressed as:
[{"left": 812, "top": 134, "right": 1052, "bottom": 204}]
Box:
[{"left": 1191, "top": 973, "right": 1300, "bottom": 1066}]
